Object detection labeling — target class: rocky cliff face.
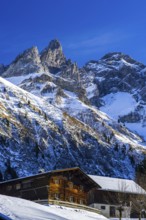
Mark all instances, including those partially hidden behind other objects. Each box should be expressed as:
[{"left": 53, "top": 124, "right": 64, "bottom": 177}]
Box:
[
  {"left": 40, "top": 39, "right": 66, "bottom": 72},
  {"left": 84, "top": 52, "right": 146, "bottom": 98},
  {"left": 0, "top": 40, "right": 146, "bottom": 181},
  {"left": 40, "top": 39, "right": 81, "bottom": 82},
  {"left": 2, "top": 47, "right": 44, "bottom": 77}
]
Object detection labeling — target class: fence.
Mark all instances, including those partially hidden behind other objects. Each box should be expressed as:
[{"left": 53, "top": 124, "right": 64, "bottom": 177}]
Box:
[{"left": 34, "top": 199, "right": 100, "bottom": 214}]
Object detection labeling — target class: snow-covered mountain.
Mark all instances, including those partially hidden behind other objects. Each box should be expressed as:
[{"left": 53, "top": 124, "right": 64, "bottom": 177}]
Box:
[
  {"left": 83, "top": 52, "right": 146, "bottom": 141},
  {"left": 0, "top": 40, "right": 146, "bottom": 181},
  {"left": 2, "top": 47, "right": 44, "bottom": 77}
]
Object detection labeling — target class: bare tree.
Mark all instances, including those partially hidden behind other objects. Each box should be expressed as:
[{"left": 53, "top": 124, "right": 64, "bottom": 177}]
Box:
[
  {"left": 133, "top": 170, "right": 146, "bottom": 220},
  {"left": 130, "top": 189, "right": 146, "bottom": 220}
]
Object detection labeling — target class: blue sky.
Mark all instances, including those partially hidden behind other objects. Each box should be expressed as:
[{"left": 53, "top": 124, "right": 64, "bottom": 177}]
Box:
[{"left": 0, "top": 0, "right": 146, "bottom": 66}]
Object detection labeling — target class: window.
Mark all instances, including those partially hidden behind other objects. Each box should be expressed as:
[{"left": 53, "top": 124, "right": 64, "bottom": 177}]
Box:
[
  {"left": 101, "top": 206, "right": 106, "bottom": 210},
  {"left": 54, "top": 179, "right": 59, "bottom": 184},
  {"left": 79, "top": 185, "right": 83, "bottom": 191},
  {"left": 68, "top": 182, "right": 73, "bottom": 189},
  {"left": 54, "top": 193, "right": 59, "bottom": 200},
  {"left": 22, "top": 181, "right": 32, "bottom": 189},
  {"left": 16, "top": 183, "right": 21, "bottom": 190},
  {"left": 80, "top": 199, "right": 83, "bottom": 205},
  {"left": 69, "top": 196, "right": 74, "bottom": 203},
  {"left": 110, "top": 206, "right": 116, "bottom": 217},
  {"left": 7, "top": 185, "right": 12, "bottom": 191}
]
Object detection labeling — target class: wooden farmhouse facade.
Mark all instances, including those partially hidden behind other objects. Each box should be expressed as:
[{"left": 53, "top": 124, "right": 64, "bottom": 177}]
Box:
[{"left": 0, "top": 167, "right": 99, "bottom": 206}]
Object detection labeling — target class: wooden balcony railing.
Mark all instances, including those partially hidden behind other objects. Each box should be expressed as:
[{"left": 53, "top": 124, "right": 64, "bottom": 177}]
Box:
[{"left": 34, "top": 199, "right": 100, "bottom": 214}]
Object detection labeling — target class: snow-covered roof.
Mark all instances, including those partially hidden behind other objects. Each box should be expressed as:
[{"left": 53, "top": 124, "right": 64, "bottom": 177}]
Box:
[{"left": 89, "top": 175, "right": 146, "bottom": 195}]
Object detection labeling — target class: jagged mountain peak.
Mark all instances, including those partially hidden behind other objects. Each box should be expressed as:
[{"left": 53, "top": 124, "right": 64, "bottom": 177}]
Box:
[
  {"left": 1, "top": 39, "right": 80, "bottom": 81},
  {"left": 41, "top": 39, "right": 63, "bottom": 55},
  {"left": 48, "top": 39, "right": 62, "bottom": 50},
  {"left": 11, "top": 46, "right": 40, "bottom": 65},
  {"left": 40, "top": 39, "right": 80, "bottom": 81},
  {"left": 2, "top": 46, "right": 44, "bottom": 77},
  {"left": 40, "top": 39, "right": 66, "bottom": 71}
]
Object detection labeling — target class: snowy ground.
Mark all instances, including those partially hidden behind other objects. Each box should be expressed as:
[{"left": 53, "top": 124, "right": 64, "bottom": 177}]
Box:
[
  {"left": 99, "top": 92, "right": 146, "bottom": 141},
  {"left": 126, "top": 122, "right": 146, "bottom": 141},
  {"left": 100, "top": 92, "right": 137, "bottom": 120},
  {"left": 0, "top": 195, "right": 107, "bottom": 220},
  {"left": 6, "top": 73, "right": 42, "bottom": 85}
]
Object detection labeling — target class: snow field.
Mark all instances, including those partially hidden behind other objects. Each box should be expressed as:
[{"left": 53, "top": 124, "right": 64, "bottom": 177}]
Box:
[{"left": 0, "top": 194, "right": 107, "bottom": 220}]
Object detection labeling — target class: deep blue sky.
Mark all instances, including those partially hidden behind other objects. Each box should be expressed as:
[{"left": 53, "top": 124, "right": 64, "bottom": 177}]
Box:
[{"left": 0, "top": 0, "right": 146, "bottom": 66}]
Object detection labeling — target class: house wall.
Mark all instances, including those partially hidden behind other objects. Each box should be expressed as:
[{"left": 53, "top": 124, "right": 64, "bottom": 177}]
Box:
[
  {"left": 88, "top": 189, "right": 130, "bottom": 205},
  {"left": 48, "top": 175, "right": 87, "bottom": 205},
  {"left": 88, "top": 189, "right": 146, "bottom": 218},
  {"left": 0, "top": 175, "right": 49, "bottom": 200},
  {"left": 90, "top": 203, "right": 131, "bottom": 218}
]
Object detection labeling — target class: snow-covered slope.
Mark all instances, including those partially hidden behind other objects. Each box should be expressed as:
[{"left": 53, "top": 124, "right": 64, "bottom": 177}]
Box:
[
  {"left": 99, "top": 92, "right": 146, "bottom": 141},
  {"left": 6, "top": 73, "right": 40, "bottom": 85},
  {"left": 0, "top": 195, "right": 107, "bottom": 220},
  {"left": 18, "top": 72, "right": 145, "bottom": 149},
  {"left": 0, "top": 75, "right": 145, "bottom": 180},
  {"left": 100, "top": 92, "right": 137, "bottom": 119}
]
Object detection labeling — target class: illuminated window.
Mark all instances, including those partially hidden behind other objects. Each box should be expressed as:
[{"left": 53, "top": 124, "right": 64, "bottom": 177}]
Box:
[
  {"left": 68, "top": 182, "right": 73, "bottom": 189},
  {"left": 54, "top": 179, "right": 59, "bottom": 184},
  {"left": 80, "top": 185, "right": 83, "bottom": 191},
  {"left": 54, "top": 193, "right": 59, "bottom": 200}
]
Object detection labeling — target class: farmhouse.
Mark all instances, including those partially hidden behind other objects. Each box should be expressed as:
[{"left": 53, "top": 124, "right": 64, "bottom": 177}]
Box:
[
  {"left": 88, "top": 175, "right": 146, "bottom": 218},
  {"left": 0, "top": 167, "right": 146, "bottom": 218},
  {"left": 0, "top": 167, "right": 99, "bottom": 206}
]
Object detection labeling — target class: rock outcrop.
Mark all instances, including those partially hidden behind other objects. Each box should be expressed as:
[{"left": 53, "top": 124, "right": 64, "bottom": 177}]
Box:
[
  {"left": 40, "top": 40, "right": 80, "bottom": 82},
  {"left": 40, "top": 39, "right": 66, "bottom": 72},
  {"left": 2, "top": 47, "right": 44, "bottom": 77}
]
